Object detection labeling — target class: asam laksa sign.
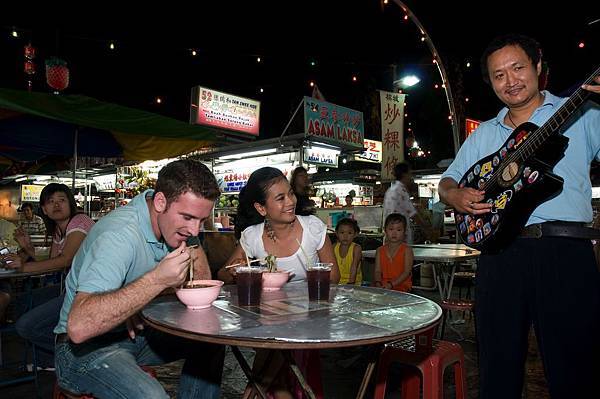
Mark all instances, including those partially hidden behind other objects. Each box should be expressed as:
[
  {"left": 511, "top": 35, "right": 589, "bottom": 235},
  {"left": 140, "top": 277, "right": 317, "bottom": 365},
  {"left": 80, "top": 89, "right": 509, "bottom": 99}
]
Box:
[
  {"left": 303, "top": 96, "right": 364, "bottom": 149},
  {"left": 190, "top": 86, "right": 260, "bottom": 136}
]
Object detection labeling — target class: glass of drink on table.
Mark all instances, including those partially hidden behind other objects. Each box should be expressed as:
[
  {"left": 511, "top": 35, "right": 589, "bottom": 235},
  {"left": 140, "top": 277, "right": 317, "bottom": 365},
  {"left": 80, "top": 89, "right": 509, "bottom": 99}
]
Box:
[
  {"left": 307, "top": 262, "right": 332, "bottom": 301},
  {"left": 236, "top": 266, "right": 263, "bottom": 306}
]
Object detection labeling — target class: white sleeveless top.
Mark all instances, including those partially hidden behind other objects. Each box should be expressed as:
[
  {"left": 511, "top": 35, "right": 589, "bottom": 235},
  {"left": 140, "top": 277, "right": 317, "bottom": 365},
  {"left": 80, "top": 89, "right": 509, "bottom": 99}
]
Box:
[{"left": 240, "top": 215, "right": 327, "bottom": 282}]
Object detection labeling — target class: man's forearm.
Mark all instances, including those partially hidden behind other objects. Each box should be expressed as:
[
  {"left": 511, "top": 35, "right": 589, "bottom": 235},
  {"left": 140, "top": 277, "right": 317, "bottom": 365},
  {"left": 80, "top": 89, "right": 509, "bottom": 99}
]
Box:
[
  {"left": 67, "top": 271, "right": 165, "bottom": 343},
  {"left": 438, "top": 177, "right": 458, "bottom": 206}
]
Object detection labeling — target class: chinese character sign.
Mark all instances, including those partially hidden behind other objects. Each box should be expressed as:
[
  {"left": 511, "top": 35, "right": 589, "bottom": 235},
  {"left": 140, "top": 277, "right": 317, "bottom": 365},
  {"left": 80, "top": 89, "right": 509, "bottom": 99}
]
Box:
[
  {"left": 303, "top": 96, "right": 364, "bottom": 149},
  {"left": 190, "top": 86, "right": 261, "bottom": 136},
  {"left": 355, "top": 139, "right": 382, "bottom": 163},
  {"left": 380, "top": 90, "right": 406, "bottom": 182},
  {"left": 21, "top": 185, "right": 45, "bottom": 202}
]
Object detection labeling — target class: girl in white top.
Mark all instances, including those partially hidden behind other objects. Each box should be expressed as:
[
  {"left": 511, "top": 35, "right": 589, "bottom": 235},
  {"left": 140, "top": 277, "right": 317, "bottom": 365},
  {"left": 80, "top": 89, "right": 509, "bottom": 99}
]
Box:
[{"left": 219, "top": 167, "right": 339, "bottom": 284}]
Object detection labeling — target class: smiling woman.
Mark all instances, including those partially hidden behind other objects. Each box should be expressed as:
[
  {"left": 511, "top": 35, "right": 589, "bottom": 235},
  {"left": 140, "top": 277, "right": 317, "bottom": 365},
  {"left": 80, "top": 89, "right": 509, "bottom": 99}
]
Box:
[{"left": 219, "top": 167, "right": 339, "bottom": 284}]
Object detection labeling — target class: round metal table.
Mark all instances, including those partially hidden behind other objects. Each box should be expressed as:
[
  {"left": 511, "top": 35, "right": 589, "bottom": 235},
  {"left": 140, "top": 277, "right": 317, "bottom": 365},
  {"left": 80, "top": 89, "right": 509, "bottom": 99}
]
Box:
[{"left": 142, "top": 284, "right": 441, "bottom": 398}]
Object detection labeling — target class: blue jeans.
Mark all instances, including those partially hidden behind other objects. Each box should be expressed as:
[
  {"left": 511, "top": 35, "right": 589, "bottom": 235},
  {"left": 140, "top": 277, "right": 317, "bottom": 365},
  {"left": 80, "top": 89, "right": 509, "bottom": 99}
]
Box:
[
  {"left": 16, "top": 294, "right": 64, "bottom": 368},
  {"left": 55, "top": 329, "right": 225, "bottom": 399}
]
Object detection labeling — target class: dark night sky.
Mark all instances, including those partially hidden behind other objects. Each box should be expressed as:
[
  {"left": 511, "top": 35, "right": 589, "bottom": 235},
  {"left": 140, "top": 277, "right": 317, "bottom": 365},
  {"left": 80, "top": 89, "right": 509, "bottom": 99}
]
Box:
[{"left": 0, "top": 1, "right": 596, "bottom": 167}]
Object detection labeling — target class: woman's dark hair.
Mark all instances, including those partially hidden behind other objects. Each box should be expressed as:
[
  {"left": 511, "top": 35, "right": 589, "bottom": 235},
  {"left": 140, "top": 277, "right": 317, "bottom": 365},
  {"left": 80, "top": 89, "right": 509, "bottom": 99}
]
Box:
[
  {"left": 39, "top": 183, "right": 78, "bottom": 240},
  {"left": 480, "top": 33, "right": 542, "bottom": 85},
  {"left": 21, "top": 202, "right": 34, "bottom": 211},
  {"left": 336, "top": 218, "right": 359, "bottom": 234},
  {"left": 393, "top": 162, "right": 411, "bottom": 181},
  {"left": 155, "top": 159, "right": 220, "bottom": 207},
  {"left": 235, "top": 167, "right": 288, "bottom": 239},
  {"left": 384, "top": 213, "right": 407, "bottom": 230},
  {"left": 290, "top": 166, "right": 308, "bottom": 193}
]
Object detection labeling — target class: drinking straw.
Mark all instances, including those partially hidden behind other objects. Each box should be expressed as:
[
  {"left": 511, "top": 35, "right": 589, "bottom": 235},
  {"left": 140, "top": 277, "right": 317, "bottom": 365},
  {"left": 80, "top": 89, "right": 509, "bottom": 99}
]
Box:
[
  {"left": 295, "top": 238, "right": 311, "bottom": 271},
  {"left": 239, "top": 236, "right": 252, "bottom": 269}
]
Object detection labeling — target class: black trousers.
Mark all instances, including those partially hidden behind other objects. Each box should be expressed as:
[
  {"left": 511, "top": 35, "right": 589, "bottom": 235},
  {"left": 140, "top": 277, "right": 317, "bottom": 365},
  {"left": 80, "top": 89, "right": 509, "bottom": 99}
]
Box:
[{"left": 475, "top": 237, "right": 600, "bottom": 399}]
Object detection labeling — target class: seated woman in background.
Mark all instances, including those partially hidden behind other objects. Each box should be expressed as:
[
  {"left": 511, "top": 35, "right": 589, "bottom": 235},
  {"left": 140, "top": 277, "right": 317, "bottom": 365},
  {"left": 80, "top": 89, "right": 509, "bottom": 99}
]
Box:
[
  {"left": 218, "top": 167, "right": 339, "bottom": 398},
  {"left": 1, "top": 183, "right": 94, "bottom": 369}
]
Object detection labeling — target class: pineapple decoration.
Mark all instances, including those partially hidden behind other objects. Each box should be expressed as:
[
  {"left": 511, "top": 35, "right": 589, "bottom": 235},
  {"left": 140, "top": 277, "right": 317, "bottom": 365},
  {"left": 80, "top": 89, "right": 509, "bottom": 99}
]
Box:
[
  {"left": 23, "top": 44, "right": 36, "bottom": 92},
  {"left": 45, "top": 57, "right": 69, "bottom": 94}
]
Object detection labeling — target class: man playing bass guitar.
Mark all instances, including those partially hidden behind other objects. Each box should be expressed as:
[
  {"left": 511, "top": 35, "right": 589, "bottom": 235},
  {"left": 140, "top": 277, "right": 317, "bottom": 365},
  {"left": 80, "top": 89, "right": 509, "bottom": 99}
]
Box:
[{"left": 439, "top": 34, "right": 600, "bottom": 399}]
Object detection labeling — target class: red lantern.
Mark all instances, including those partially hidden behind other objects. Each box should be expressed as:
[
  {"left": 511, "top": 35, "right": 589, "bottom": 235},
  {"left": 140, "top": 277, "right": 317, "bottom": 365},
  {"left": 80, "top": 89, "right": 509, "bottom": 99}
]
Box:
[
  {"left": 24, "top": 60, "right": 36, "bottom": 75},
  {"left": 24, "top": 44, "right": 36, "bottom": 60},
  {"left": 45, "top": 57, "right": 69, "bottom": 93}
]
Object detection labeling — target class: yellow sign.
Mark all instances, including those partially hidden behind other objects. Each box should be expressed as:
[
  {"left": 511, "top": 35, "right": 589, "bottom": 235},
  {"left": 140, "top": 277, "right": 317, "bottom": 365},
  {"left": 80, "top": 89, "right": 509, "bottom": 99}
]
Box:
[{"left": 21, "top": 185, "right": 45, "bottom": 202}]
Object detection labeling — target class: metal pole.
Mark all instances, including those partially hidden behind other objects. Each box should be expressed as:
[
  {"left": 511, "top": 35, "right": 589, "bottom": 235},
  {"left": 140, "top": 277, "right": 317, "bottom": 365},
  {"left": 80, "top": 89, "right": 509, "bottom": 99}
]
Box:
[
  {"left": 392, "top": 1, "right": 461, "bottom": 155},
  {"left": 278, "top": 98, "right": 305, "bottom": 144}
]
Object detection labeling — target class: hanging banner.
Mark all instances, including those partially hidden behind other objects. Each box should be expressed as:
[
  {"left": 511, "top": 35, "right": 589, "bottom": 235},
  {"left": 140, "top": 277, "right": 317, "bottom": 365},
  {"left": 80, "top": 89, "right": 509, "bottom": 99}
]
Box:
[
  {"left": 190, "top": 86, "right": 260, "bottom": 136},
  {"left": 380, "top": 90, "right": 405, "bottom": 182},
  {"left": 303, "top": 96, "right": 364, "bottom": 149}
]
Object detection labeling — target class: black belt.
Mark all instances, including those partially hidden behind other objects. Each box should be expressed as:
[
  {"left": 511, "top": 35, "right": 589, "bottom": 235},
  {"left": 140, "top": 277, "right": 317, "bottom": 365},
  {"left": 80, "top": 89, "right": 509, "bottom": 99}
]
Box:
[
  {"left": 519, "top": 221, "right": 600, "bottom": 239},
  {"left": 56, "top": 333, "right": 69, "bottom": 344}
]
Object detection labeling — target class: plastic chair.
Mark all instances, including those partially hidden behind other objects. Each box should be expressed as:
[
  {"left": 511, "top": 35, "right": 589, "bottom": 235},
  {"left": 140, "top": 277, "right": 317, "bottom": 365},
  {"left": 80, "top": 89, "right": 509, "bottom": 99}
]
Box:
[
  {"left": 53, "top": 366, "right": 157, "bottom": 398},
  {"left": 374, "top": 339, "right": 467, "bottom": 399},
  {"left": 439, "top": 298, "right": 474, "bottom": 339}
]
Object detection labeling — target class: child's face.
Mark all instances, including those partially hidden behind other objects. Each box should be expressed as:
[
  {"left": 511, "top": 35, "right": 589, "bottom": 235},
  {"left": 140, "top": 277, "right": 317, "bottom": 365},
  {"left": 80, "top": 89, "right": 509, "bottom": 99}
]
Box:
[
  {"left": 385, "top": 221, "right": 406, "bottom": 243},
  {"left": 336, "top": 224, "right": 357, "bottom": 245}
]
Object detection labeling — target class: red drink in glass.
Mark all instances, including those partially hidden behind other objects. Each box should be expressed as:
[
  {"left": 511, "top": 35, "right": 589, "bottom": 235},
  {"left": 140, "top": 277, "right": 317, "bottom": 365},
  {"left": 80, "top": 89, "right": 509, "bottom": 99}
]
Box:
[
  {"left": 307, "top": 263, "right": 332, "bottom": 301},
  {"left": 236, "top": 267, "right": 263, "bottom": 306}
]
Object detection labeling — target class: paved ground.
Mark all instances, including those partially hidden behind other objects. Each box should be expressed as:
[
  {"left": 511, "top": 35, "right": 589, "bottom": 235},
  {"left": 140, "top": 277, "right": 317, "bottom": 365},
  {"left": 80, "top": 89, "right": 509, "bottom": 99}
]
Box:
[{"left": 0, "top": 287, "right": 550, "bottom": 398}]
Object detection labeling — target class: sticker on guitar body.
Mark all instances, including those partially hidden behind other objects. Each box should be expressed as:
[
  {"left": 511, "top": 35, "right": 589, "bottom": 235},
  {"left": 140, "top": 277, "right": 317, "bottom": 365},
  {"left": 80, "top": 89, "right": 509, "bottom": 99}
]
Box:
[{"left": 493, "top": 190, "right": 513, "bottom": 212}]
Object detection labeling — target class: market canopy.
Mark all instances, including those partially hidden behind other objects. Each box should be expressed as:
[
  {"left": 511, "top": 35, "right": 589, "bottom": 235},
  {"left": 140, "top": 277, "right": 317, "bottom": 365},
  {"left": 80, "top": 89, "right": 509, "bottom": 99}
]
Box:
[{"left": 0, "top": 88, "right": 220, "bottom": 163}]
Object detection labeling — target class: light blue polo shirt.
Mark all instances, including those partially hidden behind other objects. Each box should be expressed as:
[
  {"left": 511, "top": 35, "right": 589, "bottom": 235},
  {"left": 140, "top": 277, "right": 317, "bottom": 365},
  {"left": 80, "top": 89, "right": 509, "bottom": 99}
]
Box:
[
  {"left": 443, "top": 91, "right": 600, "bottom": 226},
  {"left": 55, "top": 190, "right": 169, "bottom": 334}
]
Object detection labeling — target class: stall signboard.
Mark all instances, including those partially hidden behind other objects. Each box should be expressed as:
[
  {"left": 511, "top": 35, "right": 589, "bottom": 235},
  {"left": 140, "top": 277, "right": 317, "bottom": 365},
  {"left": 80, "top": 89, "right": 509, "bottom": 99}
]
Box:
[
  {"left": 217, "top": 173, "right": 249, "bottom": 193},
  {"left": 355, "top": 139, "right": 382, "bottom": 163},
  {"left": 93, "top": 174, "right": 116, "bottom": 191},
  {"left": 215, "top": 166, "right": 294, "bottom": 193},
  {"left": 465, "top": 118, "right": 481, "bottom": 139},
  {"left": 303, "top": 96, "right": 364, "bottom": 150},
  {"left": 21, "top": 184, "right": 45, "bottom": 202},
  {"left": 380, "top": 90, "right": 406, "bottom": 182},
  {"left": 190, "top": 86, "right": 260, "bottom": 136},
  {"left": 303, "top": 147, "right": 339, "bottom": 167}
]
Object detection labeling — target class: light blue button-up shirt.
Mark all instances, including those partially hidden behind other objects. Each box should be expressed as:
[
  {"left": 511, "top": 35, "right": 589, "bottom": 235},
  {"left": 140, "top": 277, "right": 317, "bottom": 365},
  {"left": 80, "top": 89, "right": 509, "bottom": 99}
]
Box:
[
  {"left": 55, "top": 190, "right": 168, "bottom": 334},
  {"left": 443, "top": 91, "right": 600, "bottom": 226}
]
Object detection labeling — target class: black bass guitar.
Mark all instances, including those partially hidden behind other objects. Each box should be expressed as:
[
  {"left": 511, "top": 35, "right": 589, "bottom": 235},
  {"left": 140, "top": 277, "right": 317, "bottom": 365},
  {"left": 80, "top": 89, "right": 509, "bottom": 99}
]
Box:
[{"left": 455, "top": 66, "right": 600, "bottom": 253}]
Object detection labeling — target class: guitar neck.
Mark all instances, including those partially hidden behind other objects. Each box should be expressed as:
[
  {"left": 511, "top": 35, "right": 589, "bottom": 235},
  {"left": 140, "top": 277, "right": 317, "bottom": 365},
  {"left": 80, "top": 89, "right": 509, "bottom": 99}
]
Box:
[{"left": 519, "top": 66, "right": 600, "bottom": 159}]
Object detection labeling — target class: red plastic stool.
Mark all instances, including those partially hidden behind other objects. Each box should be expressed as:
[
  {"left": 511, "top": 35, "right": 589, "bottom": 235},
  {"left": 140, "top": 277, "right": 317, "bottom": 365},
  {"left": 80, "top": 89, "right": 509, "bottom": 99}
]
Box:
[
  {"left": 374, "top": 339, "right": 467, "bottom": 399},
  {"left": 439, "top": 298, "right": 474, "bottom": 339},
  {"left": 53, "top": 366, "right": 157, "bottom": 398}
]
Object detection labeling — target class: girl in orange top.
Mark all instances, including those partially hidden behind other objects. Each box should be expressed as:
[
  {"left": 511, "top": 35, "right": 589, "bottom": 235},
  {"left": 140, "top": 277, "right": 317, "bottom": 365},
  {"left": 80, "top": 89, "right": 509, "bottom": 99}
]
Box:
[{"left": 374, "top": 213, "right": 413, "bottom": 292}]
